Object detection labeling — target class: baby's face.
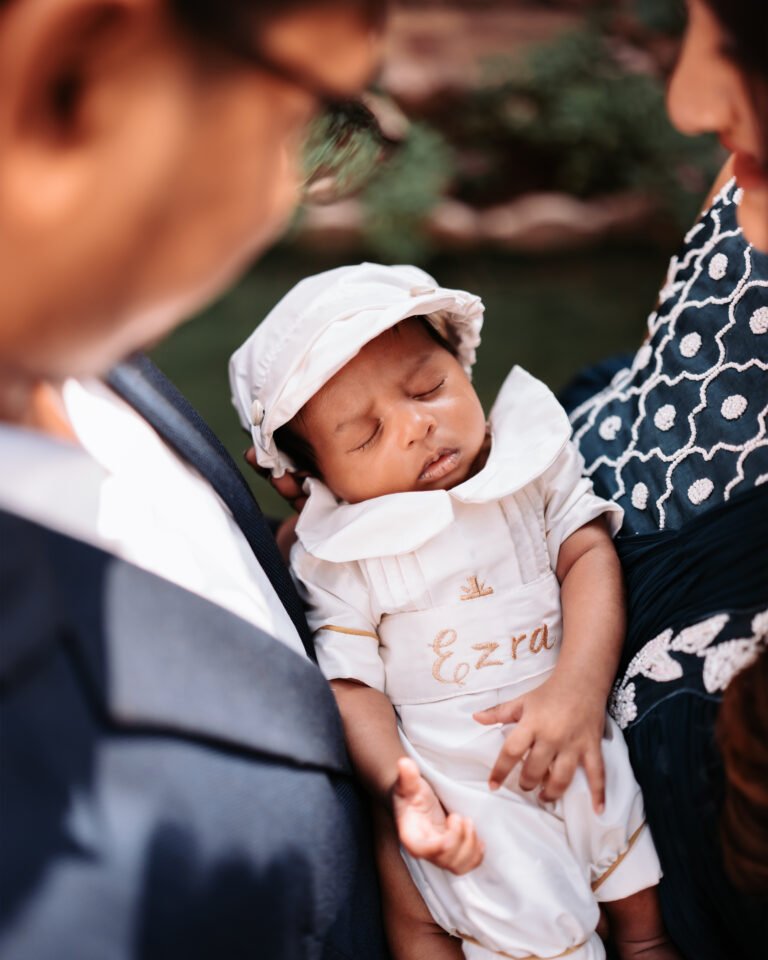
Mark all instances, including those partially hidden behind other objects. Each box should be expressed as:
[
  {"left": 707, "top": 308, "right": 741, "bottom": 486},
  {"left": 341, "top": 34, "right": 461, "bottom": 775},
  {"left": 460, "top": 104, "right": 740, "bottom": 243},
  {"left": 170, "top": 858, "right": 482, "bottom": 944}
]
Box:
[{"left": 293, "top": 318, "right": 488, "bottom": 503}]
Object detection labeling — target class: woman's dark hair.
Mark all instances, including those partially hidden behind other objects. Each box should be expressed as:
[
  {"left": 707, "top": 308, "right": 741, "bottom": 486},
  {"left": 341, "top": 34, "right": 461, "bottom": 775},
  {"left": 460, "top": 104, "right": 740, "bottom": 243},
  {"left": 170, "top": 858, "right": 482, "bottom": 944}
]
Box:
[
  {"left": 168, "top": 0, "right": 387, "bottom": 62},
  {"left": 718, "top": 647, "right": 768, "bottom": 895},
  {"left": 704, "top": 0, "right": 768, "bottom": 161},
  {"left": 273, "top": 315, "right": 460, "bottom": 478}
]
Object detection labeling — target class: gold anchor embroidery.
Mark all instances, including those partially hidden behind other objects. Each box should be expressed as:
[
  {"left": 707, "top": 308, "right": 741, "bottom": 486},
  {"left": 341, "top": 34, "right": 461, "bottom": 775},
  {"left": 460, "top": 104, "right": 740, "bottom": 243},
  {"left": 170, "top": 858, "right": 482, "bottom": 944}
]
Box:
[{"left": 459, "top": 575, "right": 494, "bottom": 601}]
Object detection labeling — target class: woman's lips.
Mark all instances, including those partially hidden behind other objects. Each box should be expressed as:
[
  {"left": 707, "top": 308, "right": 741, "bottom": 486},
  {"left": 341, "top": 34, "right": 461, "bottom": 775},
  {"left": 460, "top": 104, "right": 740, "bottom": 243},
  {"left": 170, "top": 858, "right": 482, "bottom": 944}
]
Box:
[{"left": 419, "top": 448, "right": 460, "bottom": 483}]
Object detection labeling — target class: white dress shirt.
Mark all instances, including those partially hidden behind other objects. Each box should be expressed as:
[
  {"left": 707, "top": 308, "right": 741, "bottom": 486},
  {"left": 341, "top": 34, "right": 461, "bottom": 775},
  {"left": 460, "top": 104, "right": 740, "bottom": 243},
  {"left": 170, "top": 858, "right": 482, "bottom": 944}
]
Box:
[{"left": 0, "top": 378, "right": 304, "bottom": 656}]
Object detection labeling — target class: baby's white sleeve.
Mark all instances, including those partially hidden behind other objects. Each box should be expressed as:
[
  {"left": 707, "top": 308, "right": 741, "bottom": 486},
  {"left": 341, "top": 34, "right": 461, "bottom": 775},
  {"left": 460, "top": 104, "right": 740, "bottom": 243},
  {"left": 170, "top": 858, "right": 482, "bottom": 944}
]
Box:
[
  {"left": 539, "top": 441, "right": 624, "bottom": 569},
  {"left": 290, "top": 542, "right": 385, "bottom": 692}
]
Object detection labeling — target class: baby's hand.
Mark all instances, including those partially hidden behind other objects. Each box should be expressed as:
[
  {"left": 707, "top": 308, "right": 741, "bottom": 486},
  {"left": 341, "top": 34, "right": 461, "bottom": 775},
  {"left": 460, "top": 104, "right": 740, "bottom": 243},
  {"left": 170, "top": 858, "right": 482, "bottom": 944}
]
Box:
[
  {"left": 392, "top": 758, "right": 484, "bottom": 875},
  {"left": 474, "top": 675, "right": 607, "bottom": 813}
]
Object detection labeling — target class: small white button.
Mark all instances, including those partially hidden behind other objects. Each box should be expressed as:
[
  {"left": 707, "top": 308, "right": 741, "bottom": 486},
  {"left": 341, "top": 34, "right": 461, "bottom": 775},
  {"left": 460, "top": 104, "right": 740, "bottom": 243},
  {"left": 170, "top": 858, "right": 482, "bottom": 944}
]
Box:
[{"left": 251, "top": 398, "right": 265, "bottom": 426}]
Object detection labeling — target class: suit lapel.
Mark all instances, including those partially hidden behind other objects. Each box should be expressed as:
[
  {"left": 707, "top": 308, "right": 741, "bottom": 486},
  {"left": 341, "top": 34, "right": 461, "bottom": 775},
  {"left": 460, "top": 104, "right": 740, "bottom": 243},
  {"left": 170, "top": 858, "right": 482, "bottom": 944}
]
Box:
[
  {"left": 106, "top": 354, "right": 316, "bottom": 660},
  {"left": 0, "top": 511, "right": 348, "bottom": 773}
]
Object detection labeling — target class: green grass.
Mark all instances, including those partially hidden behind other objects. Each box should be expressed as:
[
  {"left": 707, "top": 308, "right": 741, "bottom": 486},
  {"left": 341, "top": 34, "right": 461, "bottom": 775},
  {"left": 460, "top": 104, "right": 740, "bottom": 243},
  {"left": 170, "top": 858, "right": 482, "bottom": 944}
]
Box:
[{"left": 151, "top": 245, "right": 667, "bottom": 516}]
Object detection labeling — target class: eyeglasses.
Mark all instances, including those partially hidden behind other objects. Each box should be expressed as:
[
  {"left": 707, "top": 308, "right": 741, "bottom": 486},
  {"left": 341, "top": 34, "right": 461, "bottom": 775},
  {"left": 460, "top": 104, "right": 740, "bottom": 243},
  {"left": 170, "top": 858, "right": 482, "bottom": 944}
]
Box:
[
  {"left": 301, "top": 94, "right": 401, "bottom": 205},
  {"left": 240, "top": 45, "right": 402, "bottom": 205}
]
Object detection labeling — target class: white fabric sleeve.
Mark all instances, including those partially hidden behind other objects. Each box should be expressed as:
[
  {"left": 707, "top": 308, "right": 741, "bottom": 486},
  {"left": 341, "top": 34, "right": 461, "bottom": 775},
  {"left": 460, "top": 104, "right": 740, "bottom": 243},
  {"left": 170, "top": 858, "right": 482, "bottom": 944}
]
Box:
[
  {"left": 539, "top": 441, "right": 624, "bottom": 569},
  {"left": 290, "top": 542, "right": 385, "bottom": 691}
]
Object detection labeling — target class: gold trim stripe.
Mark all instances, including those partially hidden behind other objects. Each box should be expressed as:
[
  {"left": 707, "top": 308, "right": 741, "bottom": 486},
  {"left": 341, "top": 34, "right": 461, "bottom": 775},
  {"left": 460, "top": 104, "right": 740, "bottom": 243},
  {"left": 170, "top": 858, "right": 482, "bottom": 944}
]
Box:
[
  {"left": 318, "top": 624, "right": 378, "bottom": 640},
  {"left": 591, "top": 821, "right": 646, "bottom": 893},
  {"left": 458, "top": 932, "right": 588, "bottom": 959}
]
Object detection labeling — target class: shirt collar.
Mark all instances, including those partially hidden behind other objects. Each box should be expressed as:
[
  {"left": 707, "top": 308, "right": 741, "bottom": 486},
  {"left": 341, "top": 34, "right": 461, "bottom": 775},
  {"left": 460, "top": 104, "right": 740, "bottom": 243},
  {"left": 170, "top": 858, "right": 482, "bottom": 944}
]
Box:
[{"left": 295, "top": 366, "right": 571, "bottom": 562}]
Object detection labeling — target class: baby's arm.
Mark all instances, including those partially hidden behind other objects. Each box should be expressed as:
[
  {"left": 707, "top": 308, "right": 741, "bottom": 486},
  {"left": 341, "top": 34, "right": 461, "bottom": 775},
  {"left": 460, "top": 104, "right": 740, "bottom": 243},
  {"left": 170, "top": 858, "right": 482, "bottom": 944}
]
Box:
[
  {"left": 476, "top": 515, "right": 624, "bottom": 811},
  {"left": 332, "top": 678, "right": 484, "bottom": 875}
]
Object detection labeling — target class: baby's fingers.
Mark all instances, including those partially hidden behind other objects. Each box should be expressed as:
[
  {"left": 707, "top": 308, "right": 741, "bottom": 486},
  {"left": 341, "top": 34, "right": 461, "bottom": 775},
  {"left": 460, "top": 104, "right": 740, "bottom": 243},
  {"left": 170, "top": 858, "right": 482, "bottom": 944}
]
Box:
[
  {"left": 584, "top": 745, "right": 606, "bottom": 815},
  {"left": 438, "top": 816, "right": 483, "bottom": 875},
  {"left": 473, "top": 698, "right": 524, "bottom": 727},
  {"left": 539, "top": 751, "right": 578, "bottom": 803},
  {"left": 518, "top": 739, "right": 556, "bottom": 793},
  {"left": 394, "top": 757, "right": 423, "bottom": 802},
  {"left": 488, "top": 726, "right": 534, "bottom": 790}
]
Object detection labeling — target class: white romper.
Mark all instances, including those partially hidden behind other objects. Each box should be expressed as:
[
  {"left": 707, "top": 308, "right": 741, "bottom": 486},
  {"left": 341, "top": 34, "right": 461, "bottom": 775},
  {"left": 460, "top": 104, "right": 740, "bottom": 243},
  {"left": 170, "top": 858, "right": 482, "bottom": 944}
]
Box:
[{"left": 292, "top": 368, "right": 662, "bottom": 960}]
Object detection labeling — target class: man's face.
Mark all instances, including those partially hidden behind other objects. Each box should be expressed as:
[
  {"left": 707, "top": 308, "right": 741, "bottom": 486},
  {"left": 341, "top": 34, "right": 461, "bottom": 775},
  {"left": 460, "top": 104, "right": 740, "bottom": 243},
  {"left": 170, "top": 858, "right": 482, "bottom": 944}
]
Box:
[
  {"left": 294, "top": 318, "right": 489, "bottom": 504},
  {"left": 0, "top": 0, "right": 381, "bottom": 380}
]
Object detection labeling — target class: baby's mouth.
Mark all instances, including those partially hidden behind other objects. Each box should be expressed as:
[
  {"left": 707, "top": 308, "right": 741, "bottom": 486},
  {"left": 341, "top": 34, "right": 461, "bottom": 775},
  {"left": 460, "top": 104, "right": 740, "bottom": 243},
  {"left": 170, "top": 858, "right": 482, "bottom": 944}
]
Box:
[{"left": 419, "top": 448, "right": 460, "bottom": 483}]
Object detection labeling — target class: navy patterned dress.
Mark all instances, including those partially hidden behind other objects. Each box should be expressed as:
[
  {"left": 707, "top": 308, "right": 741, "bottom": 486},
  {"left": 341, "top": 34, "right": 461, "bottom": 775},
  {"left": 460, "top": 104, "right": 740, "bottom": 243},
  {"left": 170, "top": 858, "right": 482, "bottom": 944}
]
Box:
[{"left": 567, "top": 178, "right": 768, "bottom": 958}]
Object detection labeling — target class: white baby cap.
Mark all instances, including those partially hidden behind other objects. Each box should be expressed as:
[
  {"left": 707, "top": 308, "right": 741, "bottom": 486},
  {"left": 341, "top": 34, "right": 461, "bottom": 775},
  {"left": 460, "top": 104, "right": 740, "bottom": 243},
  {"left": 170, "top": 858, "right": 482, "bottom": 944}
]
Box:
[{"left": 229, "top": 262, "right": 484, "bottom": 477}]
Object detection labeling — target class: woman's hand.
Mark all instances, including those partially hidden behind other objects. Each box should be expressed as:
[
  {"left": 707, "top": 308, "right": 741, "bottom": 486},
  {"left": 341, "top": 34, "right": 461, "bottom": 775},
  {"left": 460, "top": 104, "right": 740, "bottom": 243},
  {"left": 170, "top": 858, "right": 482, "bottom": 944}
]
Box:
[
  {"left": 392, "top": 758, "right": 484, "bottom": 875},
  {"left": 244, "top": 446, "right": 310, "bottom": 512},
  {"left": 474, "top": 674, "right": 607, "bottom": 813}
]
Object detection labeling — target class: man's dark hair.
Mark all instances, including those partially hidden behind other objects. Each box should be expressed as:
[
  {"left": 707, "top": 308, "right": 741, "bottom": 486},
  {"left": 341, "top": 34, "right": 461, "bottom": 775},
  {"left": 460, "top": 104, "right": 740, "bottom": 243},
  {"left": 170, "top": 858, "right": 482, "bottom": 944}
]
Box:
[
  {"left": 168, "top": 0, "right": 388, "bottom": 62},
  {"left": 273, "top": 315, "right": 459, "bottom": 479}
]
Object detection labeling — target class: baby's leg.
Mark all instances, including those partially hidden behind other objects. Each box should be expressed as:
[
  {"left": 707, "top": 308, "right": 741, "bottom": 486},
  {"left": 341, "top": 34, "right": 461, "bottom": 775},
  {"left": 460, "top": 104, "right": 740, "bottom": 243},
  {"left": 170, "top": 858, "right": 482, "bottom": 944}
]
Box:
[
  {"left": 603, "top": 887, "right": 681, "bottom": 960},
  {"left": 372, "top": 804, "right": 464, "bottom": 960}
]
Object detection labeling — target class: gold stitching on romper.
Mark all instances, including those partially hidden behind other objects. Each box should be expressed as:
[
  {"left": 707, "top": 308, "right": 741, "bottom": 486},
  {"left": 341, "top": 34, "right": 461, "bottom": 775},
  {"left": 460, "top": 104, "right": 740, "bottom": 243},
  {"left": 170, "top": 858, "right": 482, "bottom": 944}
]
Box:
[
  {"left": 318, "top": 624, "right": 378, "bottom": 640},
  {"left": 591, "top": 822, "right": 646, "bottom": 892},
  {"left": 458, "top": 931, "right": 589, "bottom": 959},
  {"left": 430, "top": 629, "right": 470, "bottom": 686},
  {"left": 529, "top": 624, "right": 555, "bottom": 653},
  {"left": 460, "top": 575, "right": 494, "bottom": 601},
  {"left": 472, "top": 641, "right": 504, "bottom": 670},
  {"left": 510, "top": 633, "right": 527, "bottom": 659}
]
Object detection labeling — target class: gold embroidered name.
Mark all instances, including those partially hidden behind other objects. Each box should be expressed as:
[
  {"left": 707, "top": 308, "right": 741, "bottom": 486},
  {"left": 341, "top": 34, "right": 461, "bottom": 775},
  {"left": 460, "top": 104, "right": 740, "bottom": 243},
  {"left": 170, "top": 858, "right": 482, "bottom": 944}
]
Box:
[
  {"left": 429, "top": 623, "right": 556, "bottom": 687},
  {"left": 431, "top": 629, "right": 471, "bottom": 686}
]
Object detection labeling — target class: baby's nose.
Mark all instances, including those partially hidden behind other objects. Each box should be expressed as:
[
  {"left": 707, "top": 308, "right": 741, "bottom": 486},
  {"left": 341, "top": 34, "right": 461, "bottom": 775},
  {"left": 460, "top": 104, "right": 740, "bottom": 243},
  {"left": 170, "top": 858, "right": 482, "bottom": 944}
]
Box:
[{"left": 402, "top": 406, "right": 436, "bottom": 447}]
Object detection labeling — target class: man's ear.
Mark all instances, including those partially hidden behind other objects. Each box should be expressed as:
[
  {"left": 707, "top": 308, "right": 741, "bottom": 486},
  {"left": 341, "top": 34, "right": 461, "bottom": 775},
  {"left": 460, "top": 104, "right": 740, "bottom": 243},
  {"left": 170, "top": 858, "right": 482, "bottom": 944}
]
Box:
[{"left": 0, "top": 0, "right": 157, "bottom": 226}]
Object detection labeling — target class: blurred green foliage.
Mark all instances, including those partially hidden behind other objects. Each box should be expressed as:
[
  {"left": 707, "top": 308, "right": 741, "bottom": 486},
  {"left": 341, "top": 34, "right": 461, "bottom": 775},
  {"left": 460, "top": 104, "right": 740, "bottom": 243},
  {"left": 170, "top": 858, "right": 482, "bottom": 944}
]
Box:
[
  {"left": 360, "top": 123, "right": 456, "bottom": 261},
  {"left": 462, "top": 25, "right": 719, "bottom": 224}
]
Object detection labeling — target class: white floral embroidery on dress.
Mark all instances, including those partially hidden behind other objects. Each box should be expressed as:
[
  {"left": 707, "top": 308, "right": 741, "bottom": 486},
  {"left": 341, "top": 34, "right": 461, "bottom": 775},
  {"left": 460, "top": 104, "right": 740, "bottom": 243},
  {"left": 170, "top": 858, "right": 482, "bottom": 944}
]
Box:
[
  {"left": 631, "top": 482, "right": 649, "bottom": 510},
  {"left": 670, "top": 614, "right": 729, "bottom": 654},
  {"left": 634, "top": 344, "right": 653, "bottom": 371},
  {"left": 680, "top": 332, "right": 702, "bottom": 358},
  {"left": 598, "top": 416, "right": 622, "bottom": 441},
  {"left": 568, "top": 181, "right": 768, "bottom": 533},
  {"left": 625, "top": 629, "right": 680, "bottom": 682},
  {"left": 654, "top": 404, "right": 676, "bottom": 432},
  {"left": 703, "top": 639, "right": 764, "bottom": 693},
  {"left": 688, "top": 478, "right": 714, "bottom": 505},
  {"left": 721, "top": 394, "right": 747, "bottom": 421},
  {"left": 750, "top": 307, "right": 768, "bottom": 335},
  {"left": 709, "top": 253, "right": 729, "bottom": 280},
  {"left": 609, "top": 610, "right": 768, "bottom": 729},
  {"left": 608, "top": 680, "right": 637, "bottom": 730}
]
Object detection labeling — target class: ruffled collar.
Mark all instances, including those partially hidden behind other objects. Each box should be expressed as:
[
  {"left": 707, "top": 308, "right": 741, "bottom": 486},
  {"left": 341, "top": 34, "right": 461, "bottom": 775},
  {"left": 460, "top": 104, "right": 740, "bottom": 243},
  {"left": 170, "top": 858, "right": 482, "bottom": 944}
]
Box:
[{"left": 295, "top": 366, "right": 570, "bottom": 562}]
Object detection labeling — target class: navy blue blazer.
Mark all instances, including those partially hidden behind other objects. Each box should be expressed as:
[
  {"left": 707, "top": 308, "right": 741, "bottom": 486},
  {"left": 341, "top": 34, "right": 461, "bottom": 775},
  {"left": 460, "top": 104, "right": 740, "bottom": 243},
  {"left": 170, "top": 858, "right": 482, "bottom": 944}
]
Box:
[{"left": 0, "top": 357, "right": 389, "bottom": 959}]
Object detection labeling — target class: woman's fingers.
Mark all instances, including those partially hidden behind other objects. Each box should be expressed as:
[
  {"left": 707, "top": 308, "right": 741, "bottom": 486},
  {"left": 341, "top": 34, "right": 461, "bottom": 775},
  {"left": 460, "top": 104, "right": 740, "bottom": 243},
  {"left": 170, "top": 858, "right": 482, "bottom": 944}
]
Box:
[{"left": 243, "top": 448, "right": 309, "bottom": 512}]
